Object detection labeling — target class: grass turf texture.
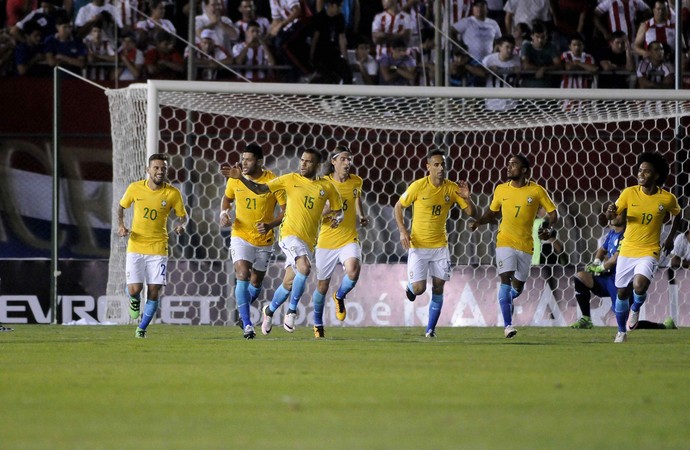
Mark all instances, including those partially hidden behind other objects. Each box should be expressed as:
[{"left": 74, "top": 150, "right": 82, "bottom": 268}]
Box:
[{"left": 2, "top": 325, "right": 690, "bottom": 449}]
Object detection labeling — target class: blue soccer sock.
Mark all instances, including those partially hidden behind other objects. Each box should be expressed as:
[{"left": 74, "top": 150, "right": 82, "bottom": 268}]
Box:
[
  {"left": 615, "top": 297, "right": 629, "bottom": 333},
  {"left": 248, "top": 283, "right": 261, "bottom": 304},
  {"left": 336, "top": 275, "right": 357, "bottom": 300},
  {"left": 312, "top": 291, "right": 325, "bottom": 326},
  {"left": 427, "top": 294, "right": 443, "bottom": 332},
  {"left": 631, "top": 291, "right": 647, "bottom": 312},
  {"left": 498, "top": 283, "right": 513, "bottom": 327},
  {"left": 139, "top": 299, "right": 159, "bottom": 330},
  {"left": 288, "top": 272, "right": 308, "bottom": 312},
  {"left": 235, "top": 280, "right": 251, "bottom": 327},
  {"left": 269, "top": 284, "right": 291, "bottom": 313}
]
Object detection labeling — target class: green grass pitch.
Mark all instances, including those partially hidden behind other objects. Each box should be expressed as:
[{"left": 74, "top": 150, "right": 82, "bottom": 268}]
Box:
[{"left": 2, "top": 325, "right": 690, "bottom": 449}]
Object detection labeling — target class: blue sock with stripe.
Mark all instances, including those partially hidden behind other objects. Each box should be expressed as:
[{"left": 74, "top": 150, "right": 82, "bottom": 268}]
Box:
[
  {"left": 288, "top": 272, "right": 308, "bottom": 312},
  {"left": 427, "top": 294, "right": 443, "bottom": 333},
  {"left": 498, "top": 283, "right": 513, "bottom": 326},
  {"left": 235, "top": 280, "right": 251, "bottom": 327},
  {"left": 631, "top": 291, "right": 647, "bottom": 313},
  {"left": 312, "top": 291, "right": 325, "bottom": 326},
  {"left": 336, "top": 275, "right": 357, "bottom": 300},
  {"left": 615, "top": 297, "right": 629, "bottom": 333},
  {"left": 138, "top": 299, "right": 159, "bottom": 330},
  {"left": 269, "top": 284, "right": 291, "bottom": 313},
  {"left": 248, "top": 284, "right": 261, "bottom": 304}
]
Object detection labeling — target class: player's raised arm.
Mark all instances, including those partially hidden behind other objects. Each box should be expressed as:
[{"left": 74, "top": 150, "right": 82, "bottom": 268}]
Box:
[
  {"left": 221, "top": 163, "right": 270, "bottom": 195},
  {"left": 456, "top": 180, "right": 477, "bottom": 219}
]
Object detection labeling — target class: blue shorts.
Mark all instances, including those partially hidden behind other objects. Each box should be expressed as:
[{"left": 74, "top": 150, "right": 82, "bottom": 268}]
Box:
[{"left": 591, "top": 273, "right": 618, "bottom": 311}]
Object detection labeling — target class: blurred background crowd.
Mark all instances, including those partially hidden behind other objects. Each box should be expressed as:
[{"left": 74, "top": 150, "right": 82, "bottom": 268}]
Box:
[{"left": 0, "top": 0, "right": 688, "bottom": 89}]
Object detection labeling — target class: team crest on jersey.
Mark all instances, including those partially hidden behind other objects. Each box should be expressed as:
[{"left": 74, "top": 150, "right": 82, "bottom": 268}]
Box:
[
  {"left": 445, "top": 195, "right": 450, "bottom": 203},
  {"left": 527, "top": 197, "right": 533, "bottom": 204},
  {"left": 319, "top": 189, "right": 325, "bottom": 197},
  {"left": 658, "top": 203, "right": 664, "bottom": 212},
  {"left": 353, "top": 188, "right": 358, "bottom": 198},
  {"left": 161, "top": 200, "right": 167, "bottom": 207}
]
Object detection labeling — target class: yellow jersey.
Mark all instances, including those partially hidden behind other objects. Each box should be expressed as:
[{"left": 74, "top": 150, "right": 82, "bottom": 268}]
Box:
[
  {"left": 224, "top": 169, "right": 286, "bottom": 246},
  {"left": 489, "top": 181, "right": 556, "bottom": 254},
  {"left": 267, "top": 173, "right": 342, "bottom": 252},
  {"left": 120, "top": 180, "right": 187, "bottom": 256},
  {"left": 399, "top": 177, "right": 469, "bottom": 249},
  {"left": 317, "top": 174, "right": 363, "bottom": 249},
  {"left": 615, "top": 185, "right": 681, "bottom": 258}
]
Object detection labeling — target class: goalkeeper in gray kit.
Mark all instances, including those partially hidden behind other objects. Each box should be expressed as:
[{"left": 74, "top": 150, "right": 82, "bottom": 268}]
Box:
[{"left": 571, "top": 203, "right": 675, "bottom": 330}]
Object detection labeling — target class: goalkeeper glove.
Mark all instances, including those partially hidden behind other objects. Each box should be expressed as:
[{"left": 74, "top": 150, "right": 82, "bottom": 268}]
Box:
[{"left": 585, "top": 259, "right": 605, "bottom": 275}]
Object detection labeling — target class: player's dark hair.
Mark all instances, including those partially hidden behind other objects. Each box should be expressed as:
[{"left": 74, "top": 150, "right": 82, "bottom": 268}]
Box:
[
  {"left": 496, "top": 34, "right": 516, "bottom": 47},
  {"left": 426, "top": 148, "right": 446, "bottom": 161},
  {"left": 244, "top": 143, "right": 264, "bottom": 159},
  {"left": 636, "top": 152, "right": 669, "bottom": 186},
  {"left": 512, "top": 154, "right": 531, "bottom": 174},
  {"left": 148, "top": 153, "right": 169, "bottom": 164},
  {"left": 610, "top": 30, "right": 627, "bottom": 41},
  {"left": 303, "top": 148, "right": 322, "bottom": 163},
  {"left": 325, "top": 145, "right": 351, "bottom": 175}
]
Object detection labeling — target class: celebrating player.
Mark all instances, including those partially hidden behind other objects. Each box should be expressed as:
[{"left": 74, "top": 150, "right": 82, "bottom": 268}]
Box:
[
  {"left": 312, "top": 146, "right": 369, "bottom": 338},
  {"left": 606, "top": 152, "right": 682, "bottom": 343},
  {"left": 394, "top": 149, "right": 477, "bottom": 338},
  {"left": 224, "top": 148, "right": 342, "bottom": 335},
  {"left": 117, "top": 153, "right": 188, "bottom": 339},
  {"left": 220, "top": 144, "right": 286, "bottom": 340},
  {"left": 571, "top": 203, "right": 675, "bottom": 330},
  {"left": 470, "top": 154, "right": 558, "bottom": 339}
]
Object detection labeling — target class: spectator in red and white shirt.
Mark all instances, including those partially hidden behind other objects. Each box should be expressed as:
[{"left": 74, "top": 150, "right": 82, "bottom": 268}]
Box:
[
  {"left": 594, "top": 0, "right": 650, "bottom": 43},
  {"left": 232, "top": 20, "right": 275, "bottom": 81},
  {"left": 116, "top": 32, "right": 144, "bottom": 81},
  {"left": 235, "top": 0, "right": 270, "bottom": 38},
  {"left": 634, "top": 0, "right": 677, "bottom": 59},
  {"left": 372, "top": 0, "right": 413, "bottom": 58},
  {"left": 560, "top": 35, "right": 597, "bottom": 89},
  {"left": 636, "top": 40, "right": 673, "bottom": 88}
]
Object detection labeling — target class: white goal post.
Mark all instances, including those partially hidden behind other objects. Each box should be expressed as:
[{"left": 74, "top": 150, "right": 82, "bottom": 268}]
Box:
[{"left": 105, "top": 81, "right": 690, "bottom": 328}]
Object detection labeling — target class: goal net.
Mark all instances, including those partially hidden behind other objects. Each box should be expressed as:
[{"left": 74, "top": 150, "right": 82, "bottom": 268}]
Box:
[{"left": 105, "top": 82, "right": 690, "bottom": 329}]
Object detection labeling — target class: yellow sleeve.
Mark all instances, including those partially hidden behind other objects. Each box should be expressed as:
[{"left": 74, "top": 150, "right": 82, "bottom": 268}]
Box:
[
  {"left": 119, "top": 182, "right": 136, "bottom": 209},
  {"left": 399, "top": 180, "right": 420, "bottom": 208},
  {"left": 172, "top": 188, "right": 187, "bottom": 218},
  {"left": 489, "top": 184, "right": 502, "bottom": 212},
  {"left": 224, "top": 179, "right": 235, "bottom": 200}
]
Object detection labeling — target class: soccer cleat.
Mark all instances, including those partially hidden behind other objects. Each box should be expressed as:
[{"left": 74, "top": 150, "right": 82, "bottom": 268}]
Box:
[
  {"left": 313, "top": 325, "right": 325, "bottom": 339},
  {"left": 663, "top": 317, "right": 677, "bottom": 329},
  {"left": 135, "top": 328, "right": 146, "bottom": 339},
  {"left": 504, "top": 325, "right": 517, "bottom": 339},
  {"left": 425, "top": 329, "right": 436, "bottom": 338},
  {"left": 570, "top": 316, "right": 593, "bottom": 329},
  {"left": 614, "top": 331, "right": 627, "bottom": 343},
  {"left": 405, "top": 287, "right": 416, "bottom": 302},
  {"left": 332, "top": 292, "right": 346, "bottom": 321},
  {"left": 283, "top": 310, "right": 297, "bottom": 333},
  {"left": 0, "top": 325, "right": 14, "bottom": 332},
  {"left": 261, "top": 305, "right": 273, "bottom": 335},
  {"left": 243, "top": 324, "right": 256, "bottom": 340},
  {"left": 129, "top": 297, "right": 141, "bottom": 320},
  {"left": 627, "top": 310, "right": 639, "bottom": 330}
]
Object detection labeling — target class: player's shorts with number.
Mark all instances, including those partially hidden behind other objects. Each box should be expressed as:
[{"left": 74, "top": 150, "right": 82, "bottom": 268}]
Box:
[
  {"left": 230, "top": 236, "right": 273, "bottom": 272},
  {"left": 279, "top": 236, "right": 313, "bottom": 268},
  {"left": 315, "top": 243, "right": 362, "bottom": 281},
  {"left": 495, "top": 247, "right": 532, "bottom": 282},
  {"left": 407, "top": 247, "right": 451, "bottom": 283},
  {"left": 126, "top": 253, "right": 167, "bottom": 285},
  {"left": 615, "top": 255, "right": 657, "bottom": 289}
]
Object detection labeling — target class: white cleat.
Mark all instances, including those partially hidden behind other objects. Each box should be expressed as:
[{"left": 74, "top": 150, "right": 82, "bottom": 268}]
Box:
[
  {"left": 614, "top": 331, "right": 627, "bottom": 343},
  {"left": 627, "top": 310, "right": 639, "bottom": 331},
  {"left": 283, "top": 311, "right": 297, "bottom": 333},
  {"left": 261, "top": 305, "right": 273, "bottom": 335},
  {"left": 504, "top": 325, "right": 517, "bottom": 339}
]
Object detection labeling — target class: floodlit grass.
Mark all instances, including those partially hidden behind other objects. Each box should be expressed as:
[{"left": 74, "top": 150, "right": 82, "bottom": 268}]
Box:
[{"left": 2, "top": 325, "right": 690, "bottom": 449}]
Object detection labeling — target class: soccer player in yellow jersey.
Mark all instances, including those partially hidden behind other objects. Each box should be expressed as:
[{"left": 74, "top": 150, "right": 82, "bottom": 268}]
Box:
[
  {"left": 312, "top": 146, "right": 369, "bottom": 338},
  {"left": 220, "top": 144, "right": 286, "bottom": 339},
  {"left": 394, "top": 149, "right": 477, "bottom": 338},
  {"left": 470, "top": 155, "right": 558, "bottom": 339},
  {"left": 117, "top": 153, "right": 188, "bottom": 339},
  {"left": 605, "top": 152, "right": 681, "bottom": 343},
  {"left": 225, "top": 148, "right": 343, "bottom": 336}
]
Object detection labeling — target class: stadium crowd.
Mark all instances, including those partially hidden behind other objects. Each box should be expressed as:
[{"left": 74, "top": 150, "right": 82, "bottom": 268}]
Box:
[{"left": 1, "top": 0, "right": 689, "bottom": 88}]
